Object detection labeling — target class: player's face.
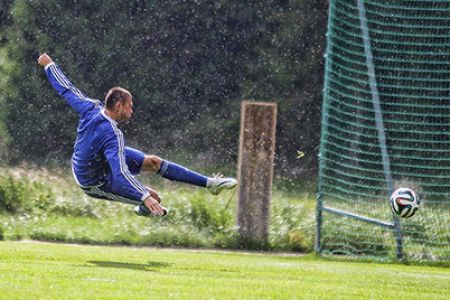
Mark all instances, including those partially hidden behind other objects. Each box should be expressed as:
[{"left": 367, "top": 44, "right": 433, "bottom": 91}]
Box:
[{"left": 119, "top": 96, "right": 134, "bottom": 122}]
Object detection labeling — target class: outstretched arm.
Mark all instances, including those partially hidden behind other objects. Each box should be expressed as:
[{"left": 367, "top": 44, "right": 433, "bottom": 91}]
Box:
[{"left": 37, "top": 53, "right": 99, "bottom": 116}]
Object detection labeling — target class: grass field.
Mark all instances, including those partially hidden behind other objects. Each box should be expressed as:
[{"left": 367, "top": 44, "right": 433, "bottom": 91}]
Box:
[{"left": 0, "top": 241, "right": 449, "bottom": 299}]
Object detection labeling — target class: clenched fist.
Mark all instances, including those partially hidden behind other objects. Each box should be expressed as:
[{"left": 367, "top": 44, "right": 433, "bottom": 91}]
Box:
[{"left": 37, "top": 53, "right": 53, "bottom": 67}]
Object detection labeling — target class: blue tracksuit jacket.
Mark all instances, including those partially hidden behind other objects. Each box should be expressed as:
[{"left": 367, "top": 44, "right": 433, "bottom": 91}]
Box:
[{"left": 44, "top": 63, "right": 149, "bottom": 201}]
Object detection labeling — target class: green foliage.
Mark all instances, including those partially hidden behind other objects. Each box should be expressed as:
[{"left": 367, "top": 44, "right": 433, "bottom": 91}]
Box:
[
  {"left": 0, "top": 168, "right": 317, "bottom": 252},
  {"left": 0, "top": 175, "right": 55, "bottom": 213},
  {"left": 0, "top": 48, "right": 12, "bottom": 161},
  {"left": 187, "top": 195, "right": 232, "bottom": 231},
  {"left": 1, "top": 168, "right": 448, "bottom": 260},
  {"left": 288, "top": 230, "right": 311, "bottom": 252},
  {"left": 49, "top": 195, "right": 102, "bottom": 218}
]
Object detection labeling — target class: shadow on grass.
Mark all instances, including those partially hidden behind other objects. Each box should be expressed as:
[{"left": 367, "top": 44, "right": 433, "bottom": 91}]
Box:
[{"left": 88, "top": 260, "right": 171, "bottom": 272}]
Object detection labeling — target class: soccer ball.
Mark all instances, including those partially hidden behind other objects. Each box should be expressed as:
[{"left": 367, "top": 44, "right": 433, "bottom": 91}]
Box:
[{"left": 389, "top": 188, "right": 421, "bottom": 218}]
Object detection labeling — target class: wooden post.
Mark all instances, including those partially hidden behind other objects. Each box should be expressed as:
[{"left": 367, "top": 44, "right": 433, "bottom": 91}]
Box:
[{"left": 237, "top": 101, "right": 277, "bottom": 243}]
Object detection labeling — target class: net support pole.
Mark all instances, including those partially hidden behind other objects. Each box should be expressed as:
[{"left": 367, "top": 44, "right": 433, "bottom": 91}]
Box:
[
  {"left": 237, "top": 101, "right": 277, "bottom": 243},
  {"left": 315, "top": 0, "right": 336, "bottom": 255},
  {"left": 357, "top": 0, "right": 403, "bottom": 260}
]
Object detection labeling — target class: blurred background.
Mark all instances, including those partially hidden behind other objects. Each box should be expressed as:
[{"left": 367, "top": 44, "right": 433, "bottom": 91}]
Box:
[{"left": 0, "top": 0, "right": 327, "bottom": 188}]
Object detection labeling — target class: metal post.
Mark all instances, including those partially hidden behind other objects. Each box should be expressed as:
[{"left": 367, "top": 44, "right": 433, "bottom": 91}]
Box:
[{"left": 357, "top": 0, "right": 403, "bottom": 259}]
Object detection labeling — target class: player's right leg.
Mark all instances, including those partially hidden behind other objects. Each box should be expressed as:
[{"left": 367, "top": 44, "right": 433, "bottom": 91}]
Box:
[
  {"left": 140, "top": 154, "right": 237, "bottom": 195},
  {"left": 205, "top": 176, "right": 238, "bottom": 196}
]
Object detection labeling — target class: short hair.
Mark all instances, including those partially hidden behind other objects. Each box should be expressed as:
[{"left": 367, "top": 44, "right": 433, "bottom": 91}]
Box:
[{"left": 104, "top": 87, "right": 132, "bottom": 110}]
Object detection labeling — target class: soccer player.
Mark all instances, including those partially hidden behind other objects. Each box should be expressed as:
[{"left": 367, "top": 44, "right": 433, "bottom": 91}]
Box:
[{"left": 37, "top": 53, "right": 237, "bottom": 217}]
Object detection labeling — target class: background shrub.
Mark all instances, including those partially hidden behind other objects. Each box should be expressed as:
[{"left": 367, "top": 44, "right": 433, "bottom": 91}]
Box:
[{"left": 0, "top": 175, "right": 56, "bottom": 214}]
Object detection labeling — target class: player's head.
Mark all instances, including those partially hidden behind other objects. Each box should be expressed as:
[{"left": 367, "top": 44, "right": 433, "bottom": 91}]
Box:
[{"left": 105, "top": 87, "right": 133, "bottom": 122}]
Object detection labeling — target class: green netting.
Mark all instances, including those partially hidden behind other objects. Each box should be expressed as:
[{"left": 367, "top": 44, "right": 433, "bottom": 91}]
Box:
[{"left": 317, "top": 0, "right": 450, "bottom": 260}]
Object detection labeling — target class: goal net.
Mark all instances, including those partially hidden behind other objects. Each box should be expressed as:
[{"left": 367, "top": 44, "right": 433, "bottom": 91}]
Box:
[{"left": 316, "top": 0, "right": 450, "bottom": 260}]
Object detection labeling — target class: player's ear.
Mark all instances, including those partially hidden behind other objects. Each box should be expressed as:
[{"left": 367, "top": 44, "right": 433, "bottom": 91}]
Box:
[{"left": 114, "top": 101, "right": 122, "bottom": 111}]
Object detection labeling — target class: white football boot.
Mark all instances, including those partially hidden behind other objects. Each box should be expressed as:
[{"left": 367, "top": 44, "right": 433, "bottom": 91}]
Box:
[{"left": 207, "top": 176, "right": 238, "bottom": 195}]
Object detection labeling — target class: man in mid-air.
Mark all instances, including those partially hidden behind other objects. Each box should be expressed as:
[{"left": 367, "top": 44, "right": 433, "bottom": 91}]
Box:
[{"left": 37, "top": 53, "right": 237, "bottom": 217}]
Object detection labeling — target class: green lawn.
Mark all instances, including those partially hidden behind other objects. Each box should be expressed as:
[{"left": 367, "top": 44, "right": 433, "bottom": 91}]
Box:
[{"left": 0, "top": 241, "right": 448, "bottom": 299}]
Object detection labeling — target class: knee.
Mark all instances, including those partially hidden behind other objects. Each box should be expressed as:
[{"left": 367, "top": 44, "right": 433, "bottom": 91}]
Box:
[{"left": 142, "top": 155, "right": 162, "bottom": 173}]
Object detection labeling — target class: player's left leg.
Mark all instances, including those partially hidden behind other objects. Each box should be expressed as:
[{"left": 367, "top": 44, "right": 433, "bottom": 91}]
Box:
[
  {"left": 124, "top": 147, "right": 168, "bottom": 216},
  {"left": 78, "top": 149, "right": 167, "bottom": 217},
  {"left": 81, "top": 183, "right": 167, "bottom": 217}
]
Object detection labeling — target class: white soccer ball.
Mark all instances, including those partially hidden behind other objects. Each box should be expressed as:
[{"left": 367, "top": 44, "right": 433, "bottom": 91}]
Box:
[{"left": 389, "top": 188, "right": 421, "bottom": 218}]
